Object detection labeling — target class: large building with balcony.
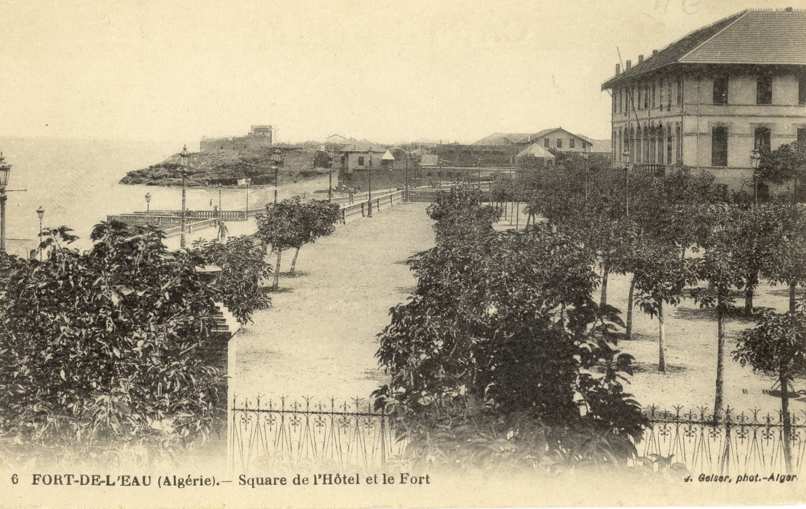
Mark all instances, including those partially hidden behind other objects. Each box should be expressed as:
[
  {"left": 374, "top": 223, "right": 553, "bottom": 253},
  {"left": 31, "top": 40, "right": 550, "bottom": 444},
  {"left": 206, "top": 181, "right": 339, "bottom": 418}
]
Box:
[{"left": 602, "top": 8, "right": 806, "bottom": 192}]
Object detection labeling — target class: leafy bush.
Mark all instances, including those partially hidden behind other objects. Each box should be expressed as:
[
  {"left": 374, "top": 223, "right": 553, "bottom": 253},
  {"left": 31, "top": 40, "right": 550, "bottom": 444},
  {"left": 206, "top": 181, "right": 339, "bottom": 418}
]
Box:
[
  {"left": 375, "top": 193, "right": 646, "bottom": 471},
  {"left": 192, "top": 235, "right": 272, "bottom": 324},
  {"left": 0, "top": 222, "right": 227, "bottom": 465}
]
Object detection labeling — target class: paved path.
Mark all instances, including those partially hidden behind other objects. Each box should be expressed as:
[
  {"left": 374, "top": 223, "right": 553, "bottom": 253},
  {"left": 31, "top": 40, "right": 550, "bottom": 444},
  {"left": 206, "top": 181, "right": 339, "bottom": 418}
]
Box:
[{"left": 231, "top": 202, "right": 434, "bottom": 405}]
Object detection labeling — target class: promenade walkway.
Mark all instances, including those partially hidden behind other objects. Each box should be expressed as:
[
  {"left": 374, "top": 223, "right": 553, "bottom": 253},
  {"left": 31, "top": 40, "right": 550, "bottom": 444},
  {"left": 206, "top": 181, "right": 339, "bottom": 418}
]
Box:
[{"left": 231, "top": 202, "right": 434, "bottom": 403}]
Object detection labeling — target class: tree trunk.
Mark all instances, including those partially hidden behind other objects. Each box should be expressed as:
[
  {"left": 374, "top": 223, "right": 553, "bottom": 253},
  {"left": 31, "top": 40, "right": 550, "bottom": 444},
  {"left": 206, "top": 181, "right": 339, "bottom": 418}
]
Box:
[
  {"left": 600, "top": 262, "right": 609, "bottom": 309},
  {"left": 289, "top": 247, "right": 301, "bottom": 274},
  {"left": 273, "top": 249, "right": 283, "bottom": 290},
  {"left": 744, "top": 286, "right": 754, "bottom": 317},
  {"left": 658, "top": 302, "right": 666, "bottom": 372},
  {"left": 713, "top": 302, "right": 725, "bottom": 419},
  {"left": 781, "top": 370, "right": 793, "bottom": 474},
  {"left": 744, "top": 271, "right": 758, "bottom": 316},
  {"left": 626, "top": 275, "right": 636, "bottom": 339},
  {"left": 790, "top": 281, "right": 797, "bottom": 316}
]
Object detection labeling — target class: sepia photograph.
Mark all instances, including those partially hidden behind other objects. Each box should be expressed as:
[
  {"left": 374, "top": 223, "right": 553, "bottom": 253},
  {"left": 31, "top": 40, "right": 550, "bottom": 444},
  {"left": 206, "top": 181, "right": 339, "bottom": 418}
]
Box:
[{"left": 0, "top": 0, "right": 805, "bottom": 507}]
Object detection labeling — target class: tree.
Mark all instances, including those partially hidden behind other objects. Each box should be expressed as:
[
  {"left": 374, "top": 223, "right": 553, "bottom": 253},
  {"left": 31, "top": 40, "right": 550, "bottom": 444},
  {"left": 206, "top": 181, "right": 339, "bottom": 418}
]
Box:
[
  {"left": 726, "top": 204, "right": 788, "bottom": 316},
  {"left": 758, "top": 141, "right": 806, "bottom": 204},
  {"left": 632, "top": 240, "right": 691, "bottom": 372},
  {"left": 256, "top": 197, "right": 307, "bottom": 290},
  {"left": 0, "top": 222, "right": 225, "bottom": 462},
  {"left": 762, "top": 204, "right": 806, "bottom": 315},
  {"left": 689, "top": 207, "right": 745, "bottom": 418},
  {"left": 375, "top": 194, "right": 646, "bottom": 469},
  {"left": 192, "top": 235, "right": 272, "bottom": 324},
  {"left": 734, "top": 309, "right": 806, "bottom": 473},
  {"left": 287, "top": 200, "right": 341, "bottom": 275}
]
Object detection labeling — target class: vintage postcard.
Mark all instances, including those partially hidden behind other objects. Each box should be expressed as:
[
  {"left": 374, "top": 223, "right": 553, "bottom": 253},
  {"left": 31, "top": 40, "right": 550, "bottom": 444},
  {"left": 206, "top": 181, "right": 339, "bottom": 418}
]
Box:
[{"left": 1, "top": 0, "right": 806, "bottom": 507}]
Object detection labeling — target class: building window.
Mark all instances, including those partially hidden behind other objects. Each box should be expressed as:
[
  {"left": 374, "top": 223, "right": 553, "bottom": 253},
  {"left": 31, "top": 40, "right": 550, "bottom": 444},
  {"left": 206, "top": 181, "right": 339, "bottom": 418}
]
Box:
[
  {"left": 358, "top": 156, "right": 365, "bottom": 166},
  {"left": 713, "top": 75, "right": 728, "bottom": 105},
  {"left": 570, "top": 138, "right": 575, "bottom": 149},
  {"left": 756, "top": 75, "right": 772, "bottom": 105},
  {"left": 797, "top": 128, "right": 805, "bottom": 147},
  {"left": 799, "top": 74, "right": 806, "bottom": 105},
  {"left": 544, "top": 138, "right": 549, "bottom": 148},
  {"left": 556, "top": 139, "right": 563, "bottom": 148},
  {"left": 677, "top": 78, "right": 683, "bottom": 105},
  {"left": 652, "top": 83, "right": 656, "bottom": 109},
  {"left": 667, "top": 80, "right": 672, "bottom": 109},
  {"left": 754, "top": 127, "right": 771, "bottom": 152},
  {"left": 711, "top": 126, "right": 728, "bottom": 167},
  {"left": 676, "top": 124, "right": 682, "bottom": 163},
  {"left": 667, "top": 128, "right": 673, "bottom": 163},
  {"left": 644, "top": 86, "right": 650, "bottom": 109}
]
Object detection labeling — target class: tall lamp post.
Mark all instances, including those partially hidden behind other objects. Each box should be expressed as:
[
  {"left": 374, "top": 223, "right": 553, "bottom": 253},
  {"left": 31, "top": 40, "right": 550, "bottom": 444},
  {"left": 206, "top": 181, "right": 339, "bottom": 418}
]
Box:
[
  {"left": 622, "top": 146, "right": 631, "bottom": 218},
  {"left": 750, "top": 147, "right": 761, "bottom": 207},
  {"left": 0, "top": 153, "right": 11, "bottom": 254},
  {"left": 179, "top": 145, "right": 190, "bottom": 249},
  {"left": 404, "top": 150, "right": 409, "bottom": 202},
  {"left": 367, "top": 148, "right": 373, "bottom": 218},
  {"left": 36, "top": 206, "right": 44, "bottom": 261},
  {"left": 145, "top": 192, "right": 151, "bottom": 214},
  {"left": 272, "top": 148, "right": 284, "bottom": 205}
]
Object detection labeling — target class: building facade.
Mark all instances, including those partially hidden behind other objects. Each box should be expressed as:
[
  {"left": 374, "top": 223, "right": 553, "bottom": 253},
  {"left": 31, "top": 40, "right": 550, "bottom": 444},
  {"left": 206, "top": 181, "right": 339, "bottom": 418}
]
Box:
[{"left": 602, "top": 9, "right": 806, "bottom": 191}]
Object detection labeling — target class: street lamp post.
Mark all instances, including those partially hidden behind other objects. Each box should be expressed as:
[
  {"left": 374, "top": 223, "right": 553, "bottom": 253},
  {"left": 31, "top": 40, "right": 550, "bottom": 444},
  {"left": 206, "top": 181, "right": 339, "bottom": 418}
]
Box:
[
  {"left": 750, "top": 147, "right": 761, "bottom": 207},
  {"left": 321, "top": 145, "right": 334, "bottom": 203},
  {"left": 368, "top": 150, "right": 377, "bottom": 214},
  {"left": 36, "top": 206, "right": 44, "bottom": 261},
  {"left": 404, "top": 150, "right": 409, "bottom": 202},
  {"left": 0, "top": 153, "right": 11, "bottom": 254},
  {"left": 272, "top": 148, "right": 284, "bottom": 206},
  {"left": 179, "top": 145, "right": 190, "bottom": 249},
  {"left": 622, "top": 146, "right": 631, "bottom": 218},
  {"left": 145, "top": 192, "right": 151, "bottom": 214}
]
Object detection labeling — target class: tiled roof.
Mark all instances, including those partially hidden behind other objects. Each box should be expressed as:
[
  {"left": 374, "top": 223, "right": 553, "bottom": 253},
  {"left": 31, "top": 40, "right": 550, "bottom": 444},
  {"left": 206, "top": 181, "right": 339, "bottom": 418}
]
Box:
[
  {"left": 681, "top": 9, "right": 806, "bottom": 65},
  {"left": 473, "top": 128, "right": 587, "bottom": 145},
  {"left": 516, "top": 144, "right": 555, "bottom": 159},
  {"left": 601, "top": 9, "right": 800, "bottom": 89},
  {"left": 473, "top": 132, "right": 536, "bottom": 145}
]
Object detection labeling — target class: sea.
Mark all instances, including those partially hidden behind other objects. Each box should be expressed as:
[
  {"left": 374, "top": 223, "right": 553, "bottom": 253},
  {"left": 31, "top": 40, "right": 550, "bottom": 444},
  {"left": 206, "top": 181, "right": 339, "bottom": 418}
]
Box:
[{"left": 0, "top": 137, "right": 321, "bottom": 256}]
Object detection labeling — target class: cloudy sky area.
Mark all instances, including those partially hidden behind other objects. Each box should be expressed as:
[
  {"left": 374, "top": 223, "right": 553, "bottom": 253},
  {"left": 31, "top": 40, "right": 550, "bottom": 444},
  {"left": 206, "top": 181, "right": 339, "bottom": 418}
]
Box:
[{"left": 0, "top": 0, "right": 792, "bottom": 145}]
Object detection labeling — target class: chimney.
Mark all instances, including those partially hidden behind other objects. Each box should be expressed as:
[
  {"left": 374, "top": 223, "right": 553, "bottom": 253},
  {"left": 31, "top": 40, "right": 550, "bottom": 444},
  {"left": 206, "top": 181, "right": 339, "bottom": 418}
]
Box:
[
  {"left": 638, "top": 54, "right": 644, "bottom": 64},
  {"left": 652, "top": 49, "right": 658, "bottom": 57},
  {"left": 626, "top": 59, "right": 632, "bottom": 70},
  {"left": 615, "top": 63, "right": 621, "bottom": 75}
]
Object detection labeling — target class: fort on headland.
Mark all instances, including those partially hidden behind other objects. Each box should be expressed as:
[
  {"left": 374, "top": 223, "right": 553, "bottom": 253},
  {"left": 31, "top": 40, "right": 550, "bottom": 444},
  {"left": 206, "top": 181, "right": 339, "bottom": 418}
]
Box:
[{"left": 200, "top": 125, "right": 273, "bottom": 152}]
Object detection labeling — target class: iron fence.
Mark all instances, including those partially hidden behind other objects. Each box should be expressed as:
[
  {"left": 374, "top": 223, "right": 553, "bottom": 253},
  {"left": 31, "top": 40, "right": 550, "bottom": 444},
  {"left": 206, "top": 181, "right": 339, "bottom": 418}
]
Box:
[
  {"left": 638, "top": 406, "right": 806, "bottom": 475},
  {"left": 228, "top": 396, "right": 406, "bottom": 473},
  {"left": 228, "top": 400, "right": 805, "bottom": 475}
]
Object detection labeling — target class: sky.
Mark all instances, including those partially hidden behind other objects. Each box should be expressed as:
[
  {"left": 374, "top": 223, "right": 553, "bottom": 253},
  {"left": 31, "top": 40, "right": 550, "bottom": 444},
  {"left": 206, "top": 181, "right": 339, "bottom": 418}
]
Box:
[{"left": 0, "top": 0, "right": 795, "bottom": 146}]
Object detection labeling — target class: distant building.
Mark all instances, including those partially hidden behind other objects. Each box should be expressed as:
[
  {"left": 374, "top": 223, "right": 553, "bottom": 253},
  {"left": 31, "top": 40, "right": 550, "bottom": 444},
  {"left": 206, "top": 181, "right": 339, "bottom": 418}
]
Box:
[
  {"left": 602, "top": 8, "right": 806, "bottom": 190},
  {"left": 338, "top": 143, "right": 388, "bottom": 172},
  {"left": 337, "top": 143, "right": 402, "bottom": 192},
  {"left": 515, "top": 143, "right": 555, "bottom": 169},
  {"left": 200, "top": 125, "right": 273, "bottom": 152},
  {"left": 474, "top": 128, "right": 595, "bottom": 153}
]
